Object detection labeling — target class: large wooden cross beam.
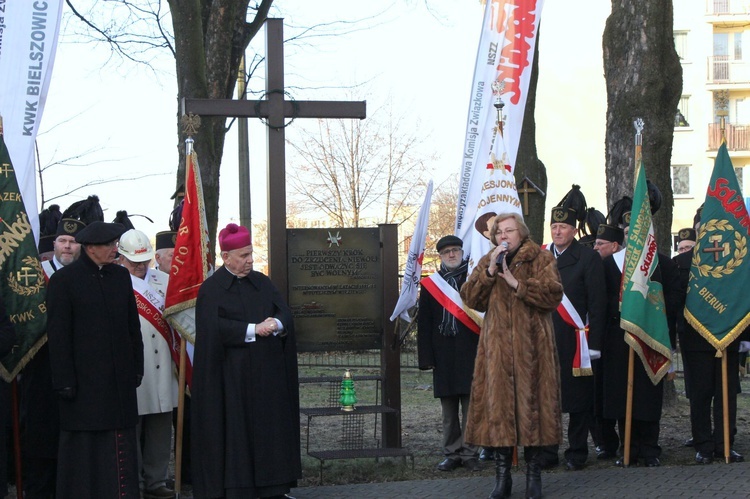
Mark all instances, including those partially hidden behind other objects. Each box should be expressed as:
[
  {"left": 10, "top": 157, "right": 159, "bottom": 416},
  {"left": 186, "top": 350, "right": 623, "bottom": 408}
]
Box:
[{"left": 181, "top": 18, "right": 366, "bottom": 298}]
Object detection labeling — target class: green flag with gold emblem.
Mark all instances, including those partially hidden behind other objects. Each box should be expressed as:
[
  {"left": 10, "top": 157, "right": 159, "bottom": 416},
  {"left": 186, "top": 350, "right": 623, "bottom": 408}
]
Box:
[
  {"left": 685, "top": 143, "right": 750, "bottom": 350},
  {"left": 0, "top": 124, "right": 47, "bottom": 382},
  {"left": 620, "top": 159, "right": 672, "bottom": 384}
]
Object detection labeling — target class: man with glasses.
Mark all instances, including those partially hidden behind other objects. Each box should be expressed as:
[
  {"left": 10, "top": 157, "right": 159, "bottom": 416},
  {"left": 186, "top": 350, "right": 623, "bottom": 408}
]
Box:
[
  {"left": 418, "top": 235, "right": 480, "bottom": 472},
  {"left": 118, "top": 229, "right": 178, "bottom": 499},
  {"left": 47, "top": 221, "right": 144, "bottom": 498}
]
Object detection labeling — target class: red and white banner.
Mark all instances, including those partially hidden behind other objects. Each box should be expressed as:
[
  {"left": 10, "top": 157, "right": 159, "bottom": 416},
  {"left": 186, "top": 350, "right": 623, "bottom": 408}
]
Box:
[
  {"left": 455, "top": 0, "right": 544, "bottom": 272},
  {"left": 390, "top": 180, "right": 433, "bottom": 322},
  {"left": 163, "top": 150, "right": 212, "bottom": 347},
  {"left": 0, "top": 0, "right": 65, "bottom": 242},
  {"left": 420, "top": 273, "right": 481, "bottom": 335}
]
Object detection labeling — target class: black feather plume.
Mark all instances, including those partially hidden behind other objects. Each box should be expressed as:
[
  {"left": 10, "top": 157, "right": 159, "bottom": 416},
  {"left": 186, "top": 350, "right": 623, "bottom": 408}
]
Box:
[
  {"left": 61, "top": 195, "right": 104, "bottom": 225},
  {"left": 38, "top": 204, "right": 62, "bottom": 236},
  {"left": 607, "top": 196, "right": 632, "bottom": 227}
]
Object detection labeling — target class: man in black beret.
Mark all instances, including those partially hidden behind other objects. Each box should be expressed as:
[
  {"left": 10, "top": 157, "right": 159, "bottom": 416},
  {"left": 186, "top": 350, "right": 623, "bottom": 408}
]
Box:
[
  {"left": 418, "top": 235, "right": 480, "bottom": 472},
  {"left": 46, "top": 221, "right": 145, "bottom": 497}
]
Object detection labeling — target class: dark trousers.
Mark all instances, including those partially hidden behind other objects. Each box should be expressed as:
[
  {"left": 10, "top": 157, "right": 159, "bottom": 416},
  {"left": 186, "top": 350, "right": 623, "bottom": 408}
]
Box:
[
  {"left": 683, "top": 350, "right": 739, "bottom": 455},
  {"left": 616, "top": 418, "right": 661, "bottom": 460},
  {"left": 540, "top": 410, "right": 592, "bottom": 466},
  {"left": 23, "top": 456, "right": 57, "bottom": 498},
  {"left": 439, "top": 394, "right": 477, "bottom": 462},
  {"left": 593, "top": 417, "right": 619, "bottom": 455}
]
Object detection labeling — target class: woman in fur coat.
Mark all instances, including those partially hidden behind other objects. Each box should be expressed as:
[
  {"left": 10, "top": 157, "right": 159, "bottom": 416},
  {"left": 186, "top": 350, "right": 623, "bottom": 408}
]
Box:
[{"left": 461, "top": 213, "right": 564, "bottom": 499}]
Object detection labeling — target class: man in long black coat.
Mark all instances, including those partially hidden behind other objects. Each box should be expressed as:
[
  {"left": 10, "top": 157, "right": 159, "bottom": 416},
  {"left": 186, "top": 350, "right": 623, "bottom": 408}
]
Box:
[
  {"left": 601, "top": 243, "right": 679, "bottom": 467},
  {"left": 541, "top": 207, "right": 606, "bottom": 471},
  {"left": 192, "top": 223, "right": 301, "bottom": 499},
  {"left": 417, "top": 235, "right": 479, "bottom": 472},
  {"left": 47, "top": 221, "right": 144, "bottom": 498},
  {"left": 674, "top": 244, "right": 745, "bottom": 464}
]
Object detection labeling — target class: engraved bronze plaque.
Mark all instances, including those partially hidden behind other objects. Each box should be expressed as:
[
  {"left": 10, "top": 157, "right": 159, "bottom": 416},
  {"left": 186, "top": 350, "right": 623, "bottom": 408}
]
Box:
[{"left": 287, "top": 228, "right": 383, "bottom": 352}]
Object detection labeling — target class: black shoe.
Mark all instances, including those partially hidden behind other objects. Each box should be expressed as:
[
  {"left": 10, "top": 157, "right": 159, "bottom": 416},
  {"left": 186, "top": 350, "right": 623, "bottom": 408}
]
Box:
[
  {"left": 437, "top": 458, "right": 461, "bottom": 471},
  {"left": 714, "top": 449, "right": 744, "bottom": 463},
  {"left": 538, "top": 457, "right": 559, "bottom": 470},
  {"left": 564, "top": 460, "right": 584, "bottom": 471},
  {"left": 695, "top": 451, "right": 713, "bottom": 464},
  {"left": 480, "top": 447, "right": 496, "bottom": 461},
  {"left": 644, "top": 457, "right": 660, "bottom": 467},
  {"left": 596, "top": 449, "right": 615, "bottom": 460},
  {"left": 615, "top": 457, "right": 637, "bottom": 467},
  {"left": 463, "top": 458, "right": 481, "bottom": 472},
  {"left": 684, "top": 437, "right": 694, "bottom": 447}
]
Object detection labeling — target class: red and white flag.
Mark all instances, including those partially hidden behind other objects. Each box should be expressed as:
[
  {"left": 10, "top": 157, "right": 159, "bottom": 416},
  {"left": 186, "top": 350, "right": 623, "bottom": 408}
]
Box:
[
  {"left": 163, "top": 149, "right": 212, "bottom": 386},
  {"left": 455, "top": 0, "right": 544, "bottom": 273},
  {"left": 390, "top": 181, "right": 433, "bottom": 322}
]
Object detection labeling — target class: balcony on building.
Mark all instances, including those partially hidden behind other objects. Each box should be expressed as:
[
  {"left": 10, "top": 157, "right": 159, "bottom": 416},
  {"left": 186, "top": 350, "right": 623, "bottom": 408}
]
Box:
[
  {"left": 708, "top": 122, "right": 750, "bottom": 154},
  {"left": 706, "top": 0, "right": 750, "bottom": 25},
  {"left": 707, "top": 56, "right": 750, "bottom": 90}
]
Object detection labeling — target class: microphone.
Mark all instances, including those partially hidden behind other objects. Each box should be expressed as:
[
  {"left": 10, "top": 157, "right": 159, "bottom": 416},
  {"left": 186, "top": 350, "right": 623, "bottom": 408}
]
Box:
[{"left": 496, "top": 241, "right": 509, "bottom": 268}]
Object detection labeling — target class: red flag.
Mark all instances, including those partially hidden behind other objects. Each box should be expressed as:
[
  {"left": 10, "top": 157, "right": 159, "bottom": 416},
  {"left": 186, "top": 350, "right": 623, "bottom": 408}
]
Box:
[{"left": 163, "top": 150, "right": 212, "bottom": 386}]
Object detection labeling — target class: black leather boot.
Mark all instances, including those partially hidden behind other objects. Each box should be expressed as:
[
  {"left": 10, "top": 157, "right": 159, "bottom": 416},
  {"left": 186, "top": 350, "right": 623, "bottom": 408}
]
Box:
[
  {"left": 525, "top": 447, "right": 542, "bottom": 499},
  {"left": 489, "top": 447, "right": 512, "bottom": 498}
]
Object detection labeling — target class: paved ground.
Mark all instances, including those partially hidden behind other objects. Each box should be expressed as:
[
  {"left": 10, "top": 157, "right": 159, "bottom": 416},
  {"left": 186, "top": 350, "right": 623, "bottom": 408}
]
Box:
[{"left": 292, "top": 461, "right": 750, "bottom": 498}]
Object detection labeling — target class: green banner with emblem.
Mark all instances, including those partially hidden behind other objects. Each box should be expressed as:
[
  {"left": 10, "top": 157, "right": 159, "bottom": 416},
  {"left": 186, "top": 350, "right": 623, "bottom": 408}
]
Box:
[
  {"left": 0, "top": 127, "right": 47, "bottom": 382},
  {"left": 620, "top": 158, "right": 672, "bottom": 384},
  {"left": 685, "top": 143, "right": 750, "bottom": 350}
]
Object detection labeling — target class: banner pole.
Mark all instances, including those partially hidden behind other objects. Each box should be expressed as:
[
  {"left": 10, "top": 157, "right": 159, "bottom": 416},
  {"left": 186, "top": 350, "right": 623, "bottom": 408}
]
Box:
[
  {"left": 722, "top": 351, "right": 729, "bottom": 464},
  {"left": 623, "top": 347, "right": 635, "bottom": 466},
  {"left": 175, "top": 340, "right": 187, "bottom": 496}
]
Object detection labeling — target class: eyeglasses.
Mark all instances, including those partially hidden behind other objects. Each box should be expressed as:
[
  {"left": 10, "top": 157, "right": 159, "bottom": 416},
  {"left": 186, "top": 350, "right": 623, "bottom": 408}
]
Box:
[
  {"left": 496, "top": 228, "right": 518, "bottom": 237},
  {"left": 439, "top": 247, "right": 462, "bottom": 256},
  {"left": 593, "top": 241, "right": 614, "bottom": 247}
]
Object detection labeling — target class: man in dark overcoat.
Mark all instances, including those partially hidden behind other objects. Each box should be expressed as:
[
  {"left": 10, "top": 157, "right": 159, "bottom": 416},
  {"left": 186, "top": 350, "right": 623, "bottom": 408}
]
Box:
[
  {"left": 1, "top": 298, "right": 17, "bottom": 499},
  {"left": 191, "top": 223, "right": 301, "bottom": 499},
  {"left": 600, "top": 214, "right": 680, "bottom": 467},
  {"left": 418, "top": 235, "right": 480, "bottom": 472},
  {"left": 674, "top": 215, "right": 745, "bottom": 464},
  {"left": 47, "top": 221, "right": 143, "bottom": 499},
  {"left": 540, "top": 206, "right": 606, "bottom": 471},
  {"left": 22, "top": 215, "right": 85, "bottom": 499}
]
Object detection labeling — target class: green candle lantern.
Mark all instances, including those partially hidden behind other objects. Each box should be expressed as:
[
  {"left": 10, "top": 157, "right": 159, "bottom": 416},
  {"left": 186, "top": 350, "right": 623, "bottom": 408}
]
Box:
[{"left": 339, "top": 369, "right": 357, "bottom": 412}]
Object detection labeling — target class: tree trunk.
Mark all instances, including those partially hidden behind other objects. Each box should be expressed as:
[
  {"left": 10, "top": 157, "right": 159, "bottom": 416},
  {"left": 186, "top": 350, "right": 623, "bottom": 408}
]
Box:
[
  {"left": 603, "top": 0, "right": 682, "bottom": 251},
  {"left": 516, "top": 33, "right": 547, "bottom": 243},
  {"left": 168, "top": 0, "right": 272, "bottom": 264}
]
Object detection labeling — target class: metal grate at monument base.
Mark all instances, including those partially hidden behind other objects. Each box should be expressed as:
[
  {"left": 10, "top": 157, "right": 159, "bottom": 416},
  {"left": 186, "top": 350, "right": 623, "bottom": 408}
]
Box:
[{"left": 340, "top": 412, "right": 365, "bottom": 449}]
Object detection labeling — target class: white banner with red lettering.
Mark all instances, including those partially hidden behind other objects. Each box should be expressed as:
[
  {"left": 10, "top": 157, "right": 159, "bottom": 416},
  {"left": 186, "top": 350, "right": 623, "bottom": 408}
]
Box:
[
  {"left": 0, "top": 0, "right": 65, "bottom": 241},
  {"left": 455, "top": 0, "right": 544, "bottom": 272}
]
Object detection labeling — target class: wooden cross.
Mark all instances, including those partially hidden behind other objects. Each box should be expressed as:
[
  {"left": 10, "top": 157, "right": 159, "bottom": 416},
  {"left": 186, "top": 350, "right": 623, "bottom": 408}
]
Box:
[
  {"left": 181, "top": 19, "right": 366, "bottom": 298},
  {"left": 703, "top": 235, "right": 729, "bottom": 262},
  {"left": 517, "top": 176, "right": 543, "bottom": 216}
]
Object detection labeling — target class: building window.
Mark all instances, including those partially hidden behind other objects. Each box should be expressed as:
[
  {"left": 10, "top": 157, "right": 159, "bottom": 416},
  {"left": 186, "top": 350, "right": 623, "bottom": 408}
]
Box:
[
  {"left": 735, "top": 167, "right": 743, "bottom": 191},
  {"left": 676, "top": 96, "right": 690, "bottom": 127},
  {"left": 672, "top": 165, "right": 690, "bottom": 195},
  {"left": 674, "top": 31, "right": 688, "bottom": 61},
  {"left": 736, "top": 32, "right": 743, "bottom": 60}
]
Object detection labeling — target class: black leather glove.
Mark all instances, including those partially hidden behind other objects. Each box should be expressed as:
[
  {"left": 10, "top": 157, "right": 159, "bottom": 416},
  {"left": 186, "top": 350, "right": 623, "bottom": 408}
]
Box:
[
  {"left": 136, "top": 374, "right": 143, "bottom": 387},
  {"left": 57, "top": 387, "right": 76, "bottom": 400}
]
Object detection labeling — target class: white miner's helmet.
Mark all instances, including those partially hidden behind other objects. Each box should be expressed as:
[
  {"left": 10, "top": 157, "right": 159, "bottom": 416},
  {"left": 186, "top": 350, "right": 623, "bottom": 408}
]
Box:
[{"left": 118, "top": 229, "right": 154, "bottom": 262}]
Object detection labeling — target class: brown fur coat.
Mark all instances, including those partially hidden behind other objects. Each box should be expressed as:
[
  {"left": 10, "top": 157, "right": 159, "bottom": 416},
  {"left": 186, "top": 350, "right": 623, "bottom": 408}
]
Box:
[{"left": 460, "top": 238, "right": 564, "bottom": 447}]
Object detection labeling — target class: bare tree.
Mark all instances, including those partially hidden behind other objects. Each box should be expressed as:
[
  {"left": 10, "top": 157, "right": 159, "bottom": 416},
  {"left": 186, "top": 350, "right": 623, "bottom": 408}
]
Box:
[
  {"left": 287, "top": 104, "right": 430, "bottom": 227},
  {"left": 603, "top": 0, "right": 682, "bottom": 250}
]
